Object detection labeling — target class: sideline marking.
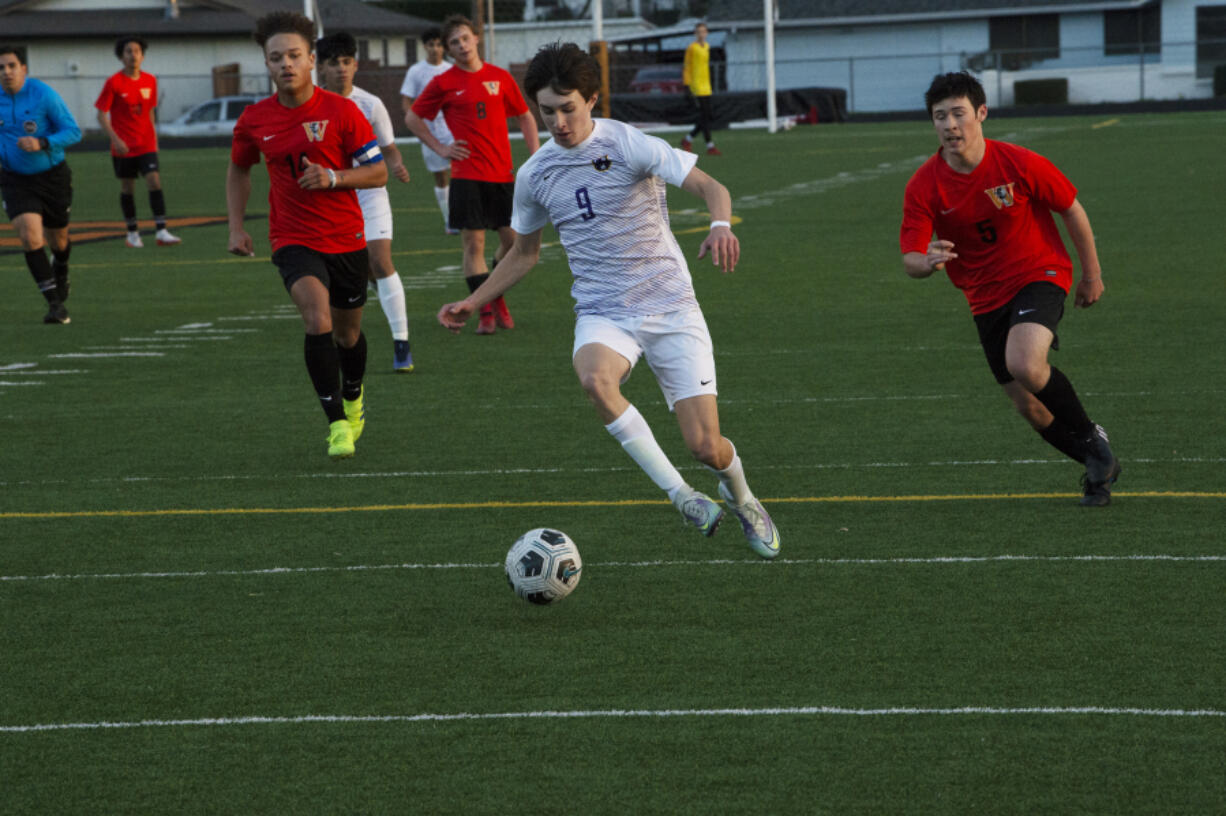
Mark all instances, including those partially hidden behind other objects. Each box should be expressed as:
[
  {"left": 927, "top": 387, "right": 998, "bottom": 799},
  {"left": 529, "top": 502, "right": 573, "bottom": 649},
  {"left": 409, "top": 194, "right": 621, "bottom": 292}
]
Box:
[
  {"left": 3, "top": 554, "right": 1223, "bottom": 584},
  {"left": 3, "top": 705, "right": 1223, "bottom": 733},
  {"left": 2, "top": 491, "right": 1224, "bottom": 520},
  {"left": 1092, "top": 118, "right": 1121, "bottom": 129}
]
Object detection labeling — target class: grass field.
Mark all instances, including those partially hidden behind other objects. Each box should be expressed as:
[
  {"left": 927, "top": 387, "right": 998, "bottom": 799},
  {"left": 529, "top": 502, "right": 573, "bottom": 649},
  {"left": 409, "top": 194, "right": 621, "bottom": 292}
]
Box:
[{"left": 2, "top": 111, "right": 1225, "bottom": 814}]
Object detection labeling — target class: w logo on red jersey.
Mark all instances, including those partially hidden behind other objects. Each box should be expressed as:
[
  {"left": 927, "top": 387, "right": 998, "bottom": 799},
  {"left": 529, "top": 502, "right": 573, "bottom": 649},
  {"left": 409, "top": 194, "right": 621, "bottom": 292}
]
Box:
[
  {"left": 302, "top": 120, "right": 329, "bottom": 142},
  {"left": 984, "top": 182, "right": 1017, "bottom": 209},
  {"left": 483, "top": 81, "right": 501, "bottom": 95}
]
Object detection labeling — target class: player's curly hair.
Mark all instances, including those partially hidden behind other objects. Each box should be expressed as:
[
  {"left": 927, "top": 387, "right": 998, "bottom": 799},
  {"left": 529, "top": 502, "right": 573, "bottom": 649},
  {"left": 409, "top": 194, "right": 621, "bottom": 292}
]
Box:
[
  {"left": 114, "top": 36, "right": 148, "bottom": 60},
  {"left": 441, "top": 15, "right": 477, "bottom": 44},
  {"left": 421, "top": 27, "right": 442, "bottom": 46},
  {"left": 524, "top": 42, "right": 600, "bottom": 102},
  {"left": 924, "top": 71, "right": 986, "bottom": 116},
  {"left": 253, "top": 11, "right": 317, "bottom": 51},
  {"left": 316, "top": 31, "right": 356, "bottom": 63}
]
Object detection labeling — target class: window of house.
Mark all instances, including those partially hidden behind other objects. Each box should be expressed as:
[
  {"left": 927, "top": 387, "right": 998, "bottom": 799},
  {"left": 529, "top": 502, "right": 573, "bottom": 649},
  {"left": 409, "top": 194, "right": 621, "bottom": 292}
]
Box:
[
  {"left": 1197, "top": 5, "right": 1226, "bottom": 78},
  {"left": 1105, "top": 2, "right": 1162, "bottom": 56},
  {"left": 989, "top": 14, "right": 1060, "bottom": 70}
]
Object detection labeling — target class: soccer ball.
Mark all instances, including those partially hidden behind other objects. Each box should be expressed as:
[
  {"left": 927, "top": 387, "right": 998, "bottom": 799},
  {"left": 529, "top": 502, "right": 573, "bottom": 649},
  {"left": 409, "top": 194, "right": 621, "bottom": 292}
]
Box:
[{"left": 505, "top": 528, "right": 583, "bottom": 605}]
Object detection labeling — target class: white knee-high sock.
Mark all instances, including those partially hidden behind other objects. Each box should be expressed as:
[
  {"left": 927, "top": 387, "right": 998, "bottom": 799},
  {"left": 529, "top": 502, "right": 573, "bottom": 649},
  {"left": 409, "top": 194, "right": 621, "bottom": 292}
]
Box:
[
  {"left": 707, "top": 441, "right": 754, "bottom": 505},
  {"left": 434, "top": 186, "right": 449, "bottom": 225},
  {"left": 605, "top": 404, "right": 686, "bottom": 496},
  {"left": 376, "top": 273, "right": 409, "bottom": 341}
]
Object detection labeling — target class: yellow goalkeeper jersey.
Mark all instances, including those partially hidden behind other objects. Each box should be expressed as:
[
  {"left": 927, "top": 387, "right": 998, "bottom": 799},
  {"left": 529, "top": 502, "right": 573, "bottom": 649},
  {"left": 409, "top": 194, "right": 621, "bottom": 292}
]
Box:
[{"left": 683, "top": 42, "right": 711, "bottom": 97}]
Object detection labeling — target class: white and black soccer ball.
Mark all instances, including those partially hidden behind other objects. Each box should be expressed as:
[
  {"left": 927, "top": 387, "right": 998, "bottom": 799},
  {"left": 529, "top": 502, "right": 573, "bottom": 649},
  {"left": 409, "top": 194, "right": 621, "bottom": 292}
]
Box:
[{"left": 505, "top": 528, "right": 582, "bottom": 605}]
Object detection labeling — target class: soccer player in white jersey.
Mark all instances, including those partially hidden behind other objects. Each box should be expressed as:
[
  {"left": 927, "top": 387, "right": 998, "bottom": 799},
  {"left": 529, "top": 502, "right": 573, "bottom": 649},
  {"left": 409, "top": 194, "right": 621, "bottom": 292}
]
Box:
[
  {"left": 437, "top": 42, "right": 780, "bottom": 558},
  {"left": 400, "top": 28, "right": 456, "bottom": 234},
  {"left": 317, "top": 32, "right": 416, "bottom": 372}
]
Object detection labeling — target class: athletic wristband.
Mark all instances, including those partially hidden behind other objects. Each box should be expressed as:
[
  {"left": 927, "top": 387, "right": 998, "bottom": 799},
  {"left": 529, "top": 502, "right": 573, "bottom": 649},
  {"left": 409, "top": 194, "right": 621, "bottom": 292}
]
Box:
[
  {"left": 710, "top": 220, "right": 731, "bottom": 230},
  {"left": 326, "top": 169, "right": 337, "bottom": 189}
]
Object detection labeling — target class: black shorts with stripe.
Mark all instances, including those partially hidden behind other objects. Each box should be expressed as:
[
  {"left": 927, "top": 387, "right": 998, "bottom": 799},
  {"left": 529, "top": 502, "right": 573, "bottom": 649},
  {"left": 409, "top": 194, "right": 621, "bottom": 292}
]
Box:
[{"left": 1, "top": 161, "right": 73, "bottom": 228}]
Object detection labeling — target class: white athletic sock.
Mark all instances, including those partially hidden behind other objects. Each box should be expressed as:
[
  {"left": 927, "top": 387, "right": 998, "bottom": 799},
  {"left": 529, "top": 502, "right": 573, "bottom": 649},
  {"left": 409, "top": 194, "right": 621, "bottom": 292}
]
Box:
[
  {"left": 434, "top": 186, "right": 449, "bottom": 225},
  {"left": 605, "top": 404, "right": 686, "bottom": 496},
  {"left": 376, "top": 273, "right": 409, "bottom": 341},
  {"left": 707, "top": 442, "right": 754, "bottom": 505}
]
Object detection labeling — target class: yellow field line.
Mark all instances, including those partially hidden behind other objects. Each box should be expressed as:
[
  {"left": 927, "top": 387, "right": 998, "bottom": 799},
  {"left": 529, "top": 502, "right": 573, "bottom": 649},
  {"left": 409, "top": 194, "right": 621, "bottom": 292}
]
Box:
[
  {"left": 1092, "top": 118, "right": 1121, "bottom": 129},
  {"left": 1, "top": 491, "right": 1221, "bottom": 520}
]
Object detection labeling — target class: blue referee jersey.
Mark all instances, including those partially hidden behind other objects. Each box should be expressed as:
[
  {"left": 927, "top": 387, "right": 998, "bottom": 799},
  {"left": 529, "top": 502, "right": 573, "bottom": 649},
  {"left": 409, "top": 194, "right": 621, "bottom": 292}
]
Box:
[{"left": 0, "top": 77, "right": 81, "bottom": 175}]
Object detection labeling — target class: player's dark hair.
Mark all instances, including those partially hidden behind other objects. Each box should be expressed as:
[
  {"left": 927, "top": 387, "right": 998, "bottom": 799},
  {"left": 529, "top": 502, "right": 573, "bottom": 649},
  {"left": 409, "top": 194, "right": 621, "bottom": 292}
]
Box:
[
  {"left": 114, "top": 36, "right": 148, "bottom": 60},
  {"left": 253, "top": 11, "right": 317, "bottom": 51},
  {"left": 924, "top": 71, "right": 986, "bottom": 116},
  {"left": 421, "top": 27, "right": 442, "bottom": 46},
  {"left": 0, "top": 44, "right": 27, "bottom": 65},
  {"left": 441, "top": 15, "right": 477, "bottom": 44},
  {"left": 524, "top": 42, "right": 600, "bottom": 102},
  {"left": 316, "top": 31, "right": 357, "bottom": 63}
]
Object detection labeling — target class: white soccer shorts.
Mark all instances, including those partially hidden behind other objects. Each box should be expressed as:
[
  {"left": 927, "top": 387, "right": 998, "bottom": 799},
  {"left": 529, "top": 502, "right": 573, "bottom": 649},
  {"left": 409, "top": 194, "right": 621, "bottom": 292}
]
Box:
[
  {"left": 572, "top": 308, "right": 717, "bottom": 411},
  {"left": 358, "top": 186, "right": 393, "bottom": 242},
  {"left": 421, "top": 142, "right": 450, "bottom": 174}
]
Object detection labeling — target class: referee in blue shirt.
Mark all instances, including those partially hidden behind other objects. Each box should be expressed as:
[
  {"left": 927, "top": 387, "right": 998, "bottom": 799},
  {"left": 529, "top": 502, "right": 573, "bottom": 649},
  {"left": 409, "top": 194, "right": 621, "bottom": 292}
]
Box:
[{"left": 1, "top": 45, "right": 81, "bottom": 324}]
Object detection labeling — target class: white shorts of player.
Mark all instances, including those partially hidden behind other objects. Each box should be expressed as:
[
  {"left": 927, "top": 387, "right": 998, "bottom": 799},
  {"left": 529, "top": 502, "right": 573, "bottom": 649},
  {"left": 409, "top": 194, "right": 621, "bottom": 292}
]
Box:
[
  {"left": 420, "top": 141, "right": 451, "bottom": 174},
  {"left": 573, "top": 307, "right": 717, "bottom": 411},
  {"left": 358, "top": 186, "right": 393, "bottom": 242}
]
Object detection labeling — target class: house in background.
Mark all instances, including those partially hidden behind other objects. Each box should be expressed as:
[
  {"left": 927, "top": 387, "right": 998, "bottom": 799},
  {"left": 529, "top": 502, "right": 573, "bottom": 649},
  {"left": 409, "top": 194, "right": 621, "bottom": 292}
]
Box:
[
  {"left": 0, "top": 0, "right": 433, "bottom": 130},
  {"left": 703, "top": 0, "right": 1226, "bottom": 112}
]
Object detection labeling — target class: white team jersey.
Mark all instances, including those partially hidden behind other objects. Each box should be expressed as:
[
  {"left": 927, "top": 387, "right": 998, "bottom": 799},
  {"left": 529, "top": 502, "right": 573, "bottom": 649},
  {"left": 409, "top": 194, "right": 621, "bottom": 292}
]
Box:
[
  {"left": 512, "top": 118, "right": 699, "bottom": 318},
  {"left": 400, "top": 60, "right": 454, "bottom": 145},
  {"left": 344, "top": 85, "right": 394, "bottom": 226}
]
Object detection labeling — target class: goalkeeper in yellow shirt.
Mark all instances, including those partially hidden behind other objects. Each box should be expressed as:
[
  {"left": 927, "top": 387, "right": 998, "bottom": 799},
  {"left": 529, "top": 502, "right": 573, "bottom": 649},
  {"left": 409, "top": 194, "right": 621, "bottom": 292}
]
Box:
[{"left": 680, "top": 23, "right": 720, "bottom": 155}]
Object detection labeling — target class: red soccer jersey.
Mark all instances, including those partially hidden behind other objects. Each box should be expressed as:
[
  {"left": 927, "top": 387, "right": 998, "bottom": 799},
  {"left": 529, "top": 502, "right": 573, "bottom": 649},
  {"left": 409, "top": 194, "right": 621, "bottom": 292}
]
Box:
[
  {"left": 410, "top": 63, "right": 528, "bottom": 182},
  {"left": 900, "top": 139, "right": 1078, "bottom": 314},
  {"left": 95, "top": 71, "right": 158, "bottom": 157},
  {"left": 231, "top": 87, "right": 381, "bottom": 254}
]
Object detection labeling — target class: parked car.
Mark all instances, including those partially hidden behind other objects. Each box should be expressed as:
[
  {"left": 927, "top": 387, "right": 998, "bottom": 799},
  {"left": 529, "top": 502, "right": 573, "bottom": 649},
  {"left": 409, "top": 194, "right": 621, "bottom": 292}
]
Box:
[
  {"left": 158, "top": 95, "right": 259, "bottom": 137},
  {"left": 628, "top": 65, "right": 685, "bottom": 94}
]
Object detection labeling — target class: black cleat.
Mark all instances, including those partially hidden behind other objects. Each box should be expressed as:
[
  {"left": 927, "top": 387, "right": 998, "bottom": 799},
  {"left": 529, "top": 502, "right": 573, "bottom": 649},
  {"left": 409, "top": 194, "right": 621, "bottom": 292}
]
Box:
[
  {"left": 53, "top": 262, "right": 70, "bottom": 303},
  {"left": 43, "top": 303, "right": 70, "bottom": 325},
  {"left": 1080, "top": 424, "right": 1120, "bottom": 506}
]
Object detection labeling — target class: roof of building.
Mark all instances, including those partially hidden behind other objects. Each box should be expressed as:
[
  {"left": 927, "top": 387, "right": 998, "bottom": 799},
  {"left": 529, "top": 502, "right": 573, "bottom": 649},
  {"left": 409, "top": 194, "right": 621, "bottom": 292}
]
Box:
[
  {"left": 706, "top": 0, "right": 1153, "bottom": 25},
  {"left": 0, "top": 0, "right": 434, "bottom": 39}
]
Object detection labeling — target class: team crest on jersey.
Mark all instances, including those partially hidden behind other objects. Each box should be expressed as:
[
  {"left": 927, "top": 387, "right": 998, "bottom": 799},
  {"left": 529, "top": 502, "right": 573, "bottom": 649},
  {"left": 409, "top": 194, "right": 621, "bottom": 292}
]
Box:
[
  {"left": 140, "top": 88, "right": 152, "bottom": 100},
  {"left": 302, "top": 120, "right": 329, "bottom": 142},
  {"left": 983, "top": 182, "right": 1017, "bottom": 209},
  {"left": 483, "top": 81, "right": 501, "bottom": 95},
  {"left": 592, "top": 155, "right": 612, "bottom": 172}
]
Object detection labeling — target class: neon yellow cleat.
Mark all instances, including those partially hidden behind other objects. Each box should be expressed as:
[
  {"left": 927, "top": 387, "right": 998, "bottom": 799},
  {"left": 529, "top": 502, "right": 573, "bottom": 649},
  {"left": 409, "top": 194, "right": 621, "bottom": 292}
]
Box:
[
  {"left": 343, "top": 387, "right": 366, "bottom": 442},
  {"left": 327, "top": 419, "right": 355, "bottom": 460}
]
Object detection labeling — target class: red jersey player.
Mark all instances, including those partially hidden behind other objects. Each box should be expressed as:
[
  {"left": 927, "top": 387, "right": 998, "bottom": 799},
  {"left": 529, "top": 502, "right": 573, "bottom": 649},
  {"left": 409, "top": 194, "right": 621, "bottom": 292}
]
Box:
[
  {"left": 405, "top": 14, "right": 539, "bottom": 335},
  {"left": 95, "top": 37, "right": 180, "bottom": 248},
  {"left": 900, "top": 71, "right": 1120, "bottom": 506},
  {"left": 226, "top": 11, "right": 388, "bottom": 460}
]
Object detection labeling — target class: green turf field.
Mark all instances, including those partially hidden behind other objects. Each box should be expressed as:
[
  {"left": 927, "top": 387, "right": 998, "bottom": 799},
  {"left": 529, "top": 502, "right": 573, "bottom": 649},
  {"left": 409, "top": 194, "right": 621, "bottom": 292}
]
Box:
[{"left": 2, "top": 112, "right": 1224, "bottom": 813}]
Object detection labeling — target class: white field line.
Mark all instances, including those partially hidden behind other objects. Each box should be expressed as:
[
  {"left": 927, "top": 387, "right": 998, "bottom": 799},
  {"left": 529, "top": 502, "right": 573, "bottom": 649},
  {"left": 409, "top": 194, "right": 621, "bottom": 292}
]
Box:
[
  {"left": 3, "top": 705, "right": 1223, "bottom": 734},
  {"left": 45, "top": 352, "right": 165, "bottom": 359},
  {"left": 3, "top": 554, "right": 1223, "bottom": 584}
]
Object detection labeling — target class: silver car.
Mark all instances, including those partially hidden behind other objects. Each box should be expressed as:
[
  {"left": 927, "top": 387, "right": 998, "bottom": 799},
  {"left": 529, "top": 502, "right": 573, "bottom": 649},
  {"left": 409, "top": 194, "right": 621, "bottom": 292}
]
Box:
[{"left": 158, "top": 95, "right": 258, "bottom": 137}]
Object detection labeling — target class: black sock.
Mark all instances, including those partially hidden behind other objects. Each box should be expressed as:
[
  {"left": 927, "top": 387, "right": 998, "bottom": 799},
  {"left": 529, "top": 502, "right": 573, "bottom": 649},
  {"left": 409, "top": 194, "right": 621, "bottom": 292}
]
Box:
[
  {"left": 304, "top": 332, "right": 345, "bottom": 423},
  {"left": 25, "top": 249, "right": 58, "bottom": 304},
  {"left": 1038, "top": 418, "right": 1090, "bottom": 464},
  {"left": 120, "top": 193, "right": 138, "bottom": 232},
  {"left": 465, "top": 273, "right": 489, "bottom": 293},
  {"left": 149, "top": 189, "right": 167, "bottom": 230},
  {"left": 336, "top": 332, "right": 367, "bottom": 401},
  {"left": 1033, "top": 367, "right": 1093, "bottom": 437},
  {"left": 51, "top": 242, "right": 71, "bottom": 301}
]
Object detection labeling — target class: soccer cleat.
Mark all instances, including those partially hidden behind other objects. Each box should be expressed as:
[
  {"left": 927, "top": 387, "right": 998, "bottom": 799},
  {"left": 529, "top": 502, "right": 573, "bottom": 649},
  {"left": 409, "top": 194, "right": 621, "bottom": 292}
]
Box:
[
  {"left": 343, "top": 386, "right": 366, "bottom": 441},
  {"left": 156, "top": 229, "right": 182, "bottom": 246},
  {"left": 42, "top": 303, "right": 70, "bottom": 325},
  {"left": 126, "top": 232, "right": 143, "bottom": 248},
  {"left": 674, "top": 486, "right": 724, "bottom": 537},
  {"left": 476, "top": 308, "right": 497, "bottom": 335},
  {"left": 492, "top": 295, "right": 514, "bottom": 329},
  {"left": 679, "top": 137, "right": 693, "bottom": 152},
  {"left": 706, "top": 145, "right": 722, "bottom": 156},
  {"left": 53, "top": 262, "right": 70, "bottom": 303},
  {"left": 393, "top": 340, "right": 414, "bottom": 373},
  {"left": 445, "top": 227, "right": 461, "bottom": 235},
  {"left": 326, "top": 419, "right": 355, "bottom": 460},
  {"left": 719, "top": 483, "right": 780, "bottom": 559},
  {"left": 1080, "top": 424, "right": 1121, "bottom": 507}
]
